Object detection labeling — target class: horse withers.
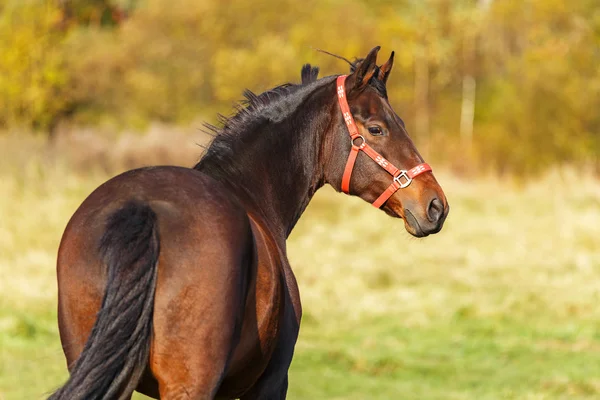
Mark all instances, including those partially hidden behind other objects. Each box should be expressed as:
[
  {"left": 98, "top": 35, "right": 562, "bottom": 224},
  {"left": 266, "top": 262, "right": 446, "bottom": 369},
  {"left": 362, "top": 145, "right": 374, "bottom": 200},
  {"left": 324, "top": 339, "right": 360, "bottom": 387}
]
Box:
[{"left": 52, "top": 46, "right": 449, "bottom": 400}]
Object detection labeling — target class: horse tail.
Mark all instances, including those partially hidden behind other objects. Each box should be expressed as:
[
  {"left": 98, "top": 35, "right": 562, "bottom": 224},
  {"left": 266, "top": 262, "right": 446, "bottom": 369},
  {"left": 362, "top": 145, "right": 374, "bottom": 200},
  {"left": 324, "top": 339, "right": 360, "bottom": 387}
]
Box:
[{"left": 50, "top": 201, "right": 160, "bottom": 400}]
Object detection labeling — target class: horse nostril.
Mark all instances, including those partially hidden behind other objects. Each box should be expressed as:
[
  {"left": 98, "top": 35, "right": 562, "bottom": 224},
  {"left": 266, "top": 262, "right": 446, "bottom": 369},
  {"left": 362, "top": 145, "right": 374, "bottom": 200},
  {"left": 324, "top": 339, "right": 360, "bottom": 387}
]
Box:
[{"left": 427, "top": 198, "right": 444, "bottom": 223}]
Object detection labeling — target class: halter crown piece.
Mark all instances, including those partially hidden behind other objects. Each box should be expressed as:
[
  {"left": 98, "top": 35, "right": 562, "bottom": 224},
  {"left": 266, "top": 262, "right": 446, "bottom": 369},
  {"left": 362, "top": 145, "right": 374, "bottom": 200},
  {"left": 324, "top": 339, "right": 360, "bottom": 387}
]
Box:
[{"left": 336, "top": 75, "right": 432, "bottom": 208}]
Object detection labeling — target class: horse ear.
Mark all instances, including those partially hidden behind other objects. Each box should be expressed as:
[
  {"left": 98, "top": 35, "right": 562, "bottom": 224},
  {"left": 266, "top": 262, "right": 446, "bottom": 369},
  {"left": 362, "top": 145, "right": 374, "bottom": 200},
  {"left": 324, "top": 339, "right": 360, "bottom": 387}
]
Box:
[
  {"left": 378, "top": 51, "right": 394, "bottom": 84},
  {"left": 347, "top": 46, "right": 380, "bottom": 91}
]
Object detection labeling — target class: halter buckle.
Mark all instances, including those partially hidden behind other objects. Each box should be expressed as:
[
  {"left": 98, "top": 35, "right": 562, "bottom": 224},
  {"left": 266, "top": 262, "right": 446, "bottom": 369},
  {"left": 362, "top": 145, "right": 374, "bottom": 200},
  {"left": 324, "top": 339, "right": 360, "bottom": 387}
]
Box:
[
  {"left": 394, "top": 170, "right": 412, "bottom": 188},
  {"left": 351, "top": 135, "right": 366, "bottom": 148}
]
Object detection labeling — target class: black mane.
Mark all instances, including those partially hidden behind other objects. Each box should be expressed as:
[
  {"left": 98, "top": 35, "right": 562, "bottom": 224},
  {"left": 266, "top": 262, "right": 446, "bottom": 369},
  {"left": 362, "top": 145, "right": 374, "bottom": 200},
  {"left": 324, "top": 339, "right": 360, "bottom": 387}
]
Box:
[
  {"left": 200, "top": 82, "right": 305, "bottom": 146},
  {"left": 194, "top": 64, "right": 332, "bottom": 174},
  {"left": 194, "top": 58, "right": 387, "bottom": 180},
  {"left": 301, "top": 63, "right": 320, "bottom": 84}
]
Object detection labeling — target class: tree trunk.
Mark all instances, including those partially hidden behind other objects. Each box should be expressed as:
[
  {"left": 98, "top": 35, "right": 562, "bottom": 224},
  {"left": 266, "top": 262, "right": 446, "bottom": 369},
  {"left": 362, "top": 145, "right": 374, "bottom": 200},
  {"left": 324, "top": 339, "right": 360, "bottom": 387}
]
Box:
[
  {"left": 460, "top": 31, "right": 476, "bottom": 149},
  {"left": 414, "top": 44, "right": 430, "bottom": 157}
]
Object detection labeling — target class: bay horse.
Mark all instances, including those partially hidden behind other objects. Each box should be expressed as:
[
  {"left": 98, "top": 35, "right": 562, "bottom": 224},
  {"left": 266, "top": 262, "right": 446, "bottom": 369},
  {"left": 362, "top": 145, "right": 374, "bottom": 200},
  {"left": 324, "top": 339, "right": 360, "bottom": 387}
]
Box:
[{"left": 51, "top": 46, "right": 449, "bottom": 400}]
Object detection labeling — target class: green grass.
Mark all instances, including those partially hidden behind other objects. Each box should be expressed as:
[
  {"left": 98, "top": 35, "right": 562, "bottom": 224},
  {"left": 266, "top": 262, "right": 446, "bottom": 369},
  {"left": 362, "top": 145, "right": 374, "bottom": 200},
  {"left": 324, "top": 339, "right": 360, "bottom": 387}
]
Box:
[
  {"left": 292, "top": 318, "right": 600, "bottom": 399},
  {"left": 1, "top": 141, "right": 599, "bottom": 399}
]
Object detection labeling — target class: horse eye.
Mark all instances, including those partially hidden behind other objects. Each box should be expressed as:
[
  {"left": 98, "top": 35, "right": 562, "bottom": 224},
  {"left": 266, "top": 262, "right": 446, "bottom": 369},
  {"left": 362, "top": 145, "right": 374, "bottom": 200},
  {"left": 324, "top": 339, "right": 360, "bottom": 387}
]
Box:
[{"left": 368, "top": 126, "right": 383, "bottom": 136}]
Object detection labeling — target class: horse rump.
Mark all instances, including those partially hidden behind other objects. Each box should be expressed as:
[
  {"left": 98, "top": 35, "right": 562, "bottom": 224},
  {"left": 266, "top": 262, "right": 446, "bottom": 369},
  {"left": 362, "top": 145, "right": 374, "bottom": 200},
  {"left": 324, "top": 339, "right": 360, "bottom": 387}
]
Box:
[{"left": 50, "top": 201, "right": 160, "bottom": 400}]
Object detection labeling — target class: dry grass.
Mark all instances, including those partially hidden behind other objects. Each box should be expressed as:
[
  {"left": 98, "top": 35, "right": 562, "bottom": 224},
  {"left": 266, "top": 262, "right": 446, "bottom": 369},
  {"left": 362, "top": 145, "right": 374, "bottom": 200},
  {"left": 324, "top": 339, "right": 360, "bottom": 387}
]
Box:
[
  {"left": 293, "top": 168, "right": 600, "bottom": 325},
  {"left": 0, "top": 131, "right": 599, "bottom": 399}
]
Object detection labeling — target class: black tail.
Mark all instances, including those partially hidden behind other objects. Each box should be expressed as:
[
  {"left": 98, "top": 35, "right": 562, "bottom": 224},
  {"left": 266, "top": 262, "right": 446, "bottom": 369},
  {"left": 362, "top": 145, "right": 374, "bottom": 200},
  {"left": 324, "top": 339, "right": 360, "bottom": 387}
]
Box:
[{"left": 50, "top": 201, "right": 160, "bottom": 400}]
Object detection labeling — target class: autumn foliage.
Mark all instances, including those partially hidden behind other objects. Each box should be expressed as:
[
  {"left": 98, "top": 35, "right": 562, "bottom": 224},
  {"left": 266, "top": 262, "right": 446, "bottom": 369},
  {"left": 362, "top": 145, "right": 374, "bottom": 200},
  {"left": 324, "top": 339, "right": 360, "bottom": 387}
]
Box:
[{"left": 0, "top": 0, "right": 598, "bottom": 174}]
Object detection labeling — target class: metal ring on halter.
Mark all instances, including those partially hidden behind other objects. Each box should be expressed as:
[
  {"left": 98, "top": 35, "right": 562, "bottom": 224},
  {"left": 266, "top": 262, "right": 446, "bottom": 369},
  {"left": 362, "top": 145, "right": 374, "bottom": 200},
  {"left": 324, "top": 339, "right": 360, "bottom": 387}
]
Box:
[
  {"left": 394, "top": 170, "right": 412, "bottom": 188},
  {"left": 351, "top": 135, "right": 366, "bottom": 148}
]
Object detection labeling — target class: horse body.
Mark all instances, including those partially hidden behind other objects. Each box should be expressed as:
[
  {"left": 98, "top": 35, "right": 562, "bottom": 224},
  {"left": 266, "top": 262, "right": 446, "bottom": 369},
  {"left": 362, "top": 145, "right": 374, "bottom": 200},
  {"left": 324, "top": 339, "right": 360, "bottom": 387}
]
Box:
[
  {"left": 57, "top": 166, "right": 301, "bottom": 398},
  {"left": 53, "top": 47, "right": 449, "bottom": 399}
]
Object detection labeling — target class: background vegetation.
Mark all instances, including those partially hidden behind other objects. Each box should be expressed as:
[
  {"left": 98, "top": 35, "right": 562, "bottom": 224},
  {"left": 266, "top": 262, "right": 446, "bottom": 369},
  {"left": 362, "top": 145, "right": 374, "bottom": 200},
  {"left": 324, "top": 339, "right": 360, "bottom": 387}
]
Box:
[
  {"left": 0, "top": 0, "right": 598, "bottom": 174},
  {"left": 1, "top": 136, "right": 599, "bottom": 399},
  {"left": 1, "top": 0, "right": 599, "bottom": 399}
]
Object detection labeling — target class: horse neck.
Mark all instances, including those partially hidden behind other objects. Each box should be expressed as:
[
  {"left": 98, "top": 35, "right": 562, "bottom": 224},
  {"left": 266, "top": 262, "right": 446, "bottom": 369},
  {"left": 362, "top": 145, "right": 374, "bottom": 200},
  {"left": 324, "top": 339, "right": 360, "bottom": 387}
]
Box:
[{"left": 202, "top": 79, "right": 336, "bottom": 238}]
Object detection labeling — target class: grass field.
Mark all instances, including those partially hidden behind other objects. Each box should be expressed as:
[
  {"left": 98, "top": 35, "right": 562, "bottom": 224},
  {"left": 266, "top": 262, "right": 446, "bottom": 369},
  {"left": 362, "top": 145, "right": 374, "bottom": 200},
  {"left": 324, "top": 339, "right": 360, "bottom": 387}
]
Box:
[{"left": 1, "top": 134, "right": 599, "bottom": 399}]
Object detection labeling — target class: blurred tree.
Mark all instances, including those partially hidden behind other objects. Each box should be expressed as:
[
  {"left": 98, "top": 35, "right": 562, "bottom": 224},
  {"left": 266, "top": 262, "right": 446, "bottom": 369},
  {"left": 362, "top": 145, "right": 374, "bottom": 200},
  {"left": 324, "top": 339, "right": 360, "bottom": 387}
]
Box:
[
  {"left": 57, "top": 0, "right": 130, "bottom": 29},
  {"left": 475, "top": 0, "right": 600, "bottom": 173},
  {"left": 0, "top": 0, "right": 597, "bottom": 174},
  {"left": 0, "top": 0, "right": 67, "bottom": 132}
]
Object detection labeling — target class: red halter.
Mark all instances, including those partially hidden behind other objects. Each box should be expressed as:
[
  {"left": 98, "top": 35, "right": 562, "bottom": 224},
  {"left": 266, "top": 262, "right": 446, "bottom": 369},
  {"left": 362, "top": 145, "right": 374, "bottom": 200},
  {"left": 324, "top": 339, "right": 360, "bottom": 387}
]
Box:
[{"left": 337, "top": 75, "right": 432, "bottom": 208}]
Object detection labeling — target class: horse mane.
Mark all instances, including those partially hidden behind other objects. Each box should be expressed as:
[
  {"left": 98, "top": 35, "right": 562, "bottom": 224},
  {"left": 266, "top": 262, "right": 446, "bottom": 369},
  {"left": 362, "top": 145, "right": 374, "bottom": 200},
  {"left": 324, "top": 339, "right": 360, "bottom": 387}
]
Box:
[
  {"left": 201, "top": 82, "right": 305, "bottom": 141},
  {"left": 203, "top": 63, "right": 322, "bottom": 138},
  {"left": 194, "top": 63, "right": 332, "bottom": 173},
  {"left": 301, "top": 64, "right": 320, "bottom": 84},
  {"left": 194, "top": 56, "right": 386, "bottom": 180}
]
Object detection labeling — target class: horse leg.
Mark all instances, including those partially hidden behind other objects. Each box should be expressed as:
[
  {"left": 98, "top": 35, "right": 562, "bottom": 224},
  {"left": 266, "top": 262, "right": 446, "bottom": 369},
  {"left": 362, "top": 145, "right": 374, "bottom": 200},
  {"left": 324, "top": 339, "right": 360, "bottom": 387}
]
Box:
[
  {"left": 240, "top": 375, "right": 288, "bottom": 400},
  {"left": 148, "top": 249, "right": 250, "bottom": 399},
  {"left": 239, "top": 333, "right": 292, "bottom": 400},
  {"left": 149, "top": 276, "right": 244, "bottom": 399},
  {"left": 240, "top": 296, "right": 300, "bottom": 400}
]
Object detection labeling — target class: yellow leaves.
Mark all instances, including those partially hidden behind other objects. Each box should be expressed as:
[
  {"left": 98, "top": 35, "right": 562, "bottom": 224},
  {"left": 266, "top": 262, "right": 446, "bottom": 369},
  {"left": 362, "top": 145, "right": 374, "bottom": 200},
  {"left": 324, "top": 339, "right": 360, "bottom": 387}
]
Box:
[
  {"left": 0, "top": 0, "right": 597, "bottom": 174},
  {"left": 0, "top": 0, "right": 66, "bottom": 129},
  {"left": 212, "top": 36, "right": 299, "bottom": 103}
]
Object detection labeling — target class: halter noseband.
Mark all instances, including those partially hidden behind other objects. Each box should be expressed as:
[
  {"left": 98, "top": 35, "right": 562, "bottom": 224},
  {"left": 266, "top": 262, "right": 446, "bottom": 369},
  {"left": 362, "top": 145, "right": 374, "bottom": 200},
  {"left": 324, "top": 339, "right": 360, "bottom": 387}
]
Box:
[{"left": 337, "top": 75, "right": 432, "bottom": 208}]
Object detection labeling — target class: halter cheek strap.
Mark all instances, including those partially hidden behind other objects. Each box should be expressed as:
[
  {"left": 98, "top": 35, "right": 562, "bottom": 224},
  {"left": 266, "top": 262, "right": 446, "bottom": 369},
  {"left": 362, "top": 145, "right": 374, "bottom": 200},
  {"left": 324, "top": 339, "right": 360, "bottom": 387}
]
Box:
[{"left": 336, "top": 75, "right": 432, "bottom": 208}]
